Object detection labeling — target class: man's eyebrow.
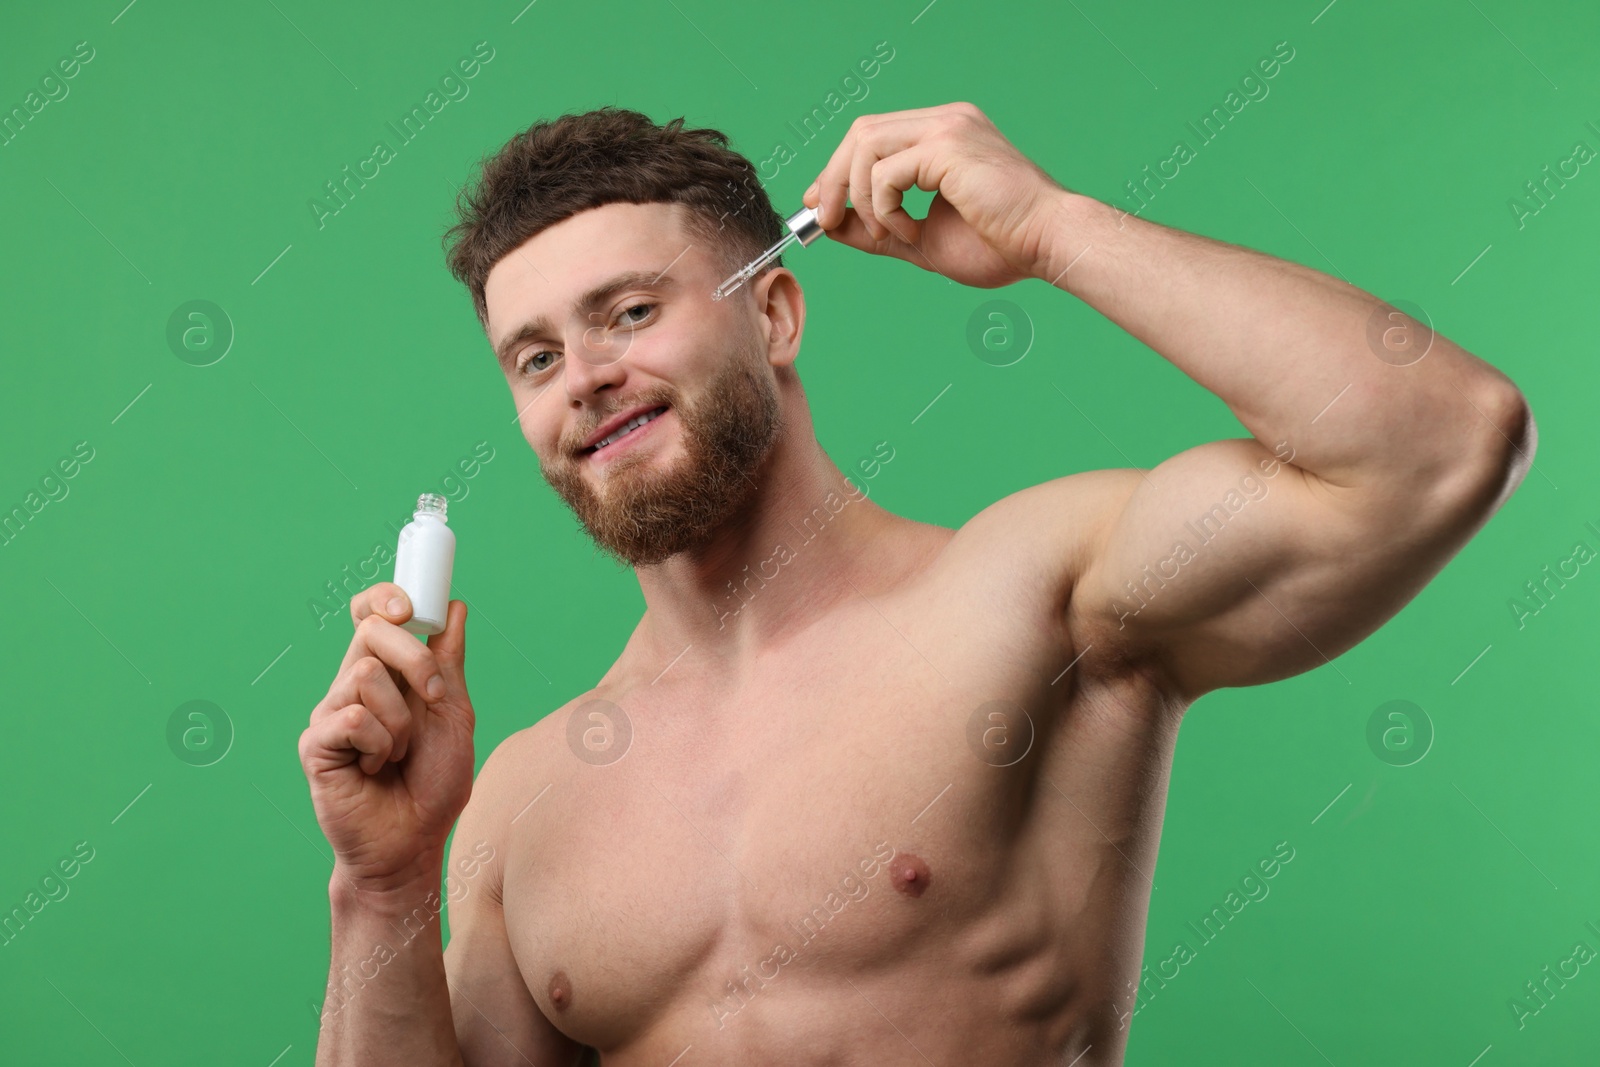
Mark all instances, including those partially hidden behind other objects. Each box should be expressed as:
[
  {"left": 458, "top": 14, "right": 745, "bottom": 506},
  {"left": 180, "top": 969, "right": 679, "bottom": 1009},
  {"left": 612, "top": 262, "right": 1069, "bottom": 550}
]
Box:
[{"left": 493, "top": 269, "right": 680, "bottom": 370}]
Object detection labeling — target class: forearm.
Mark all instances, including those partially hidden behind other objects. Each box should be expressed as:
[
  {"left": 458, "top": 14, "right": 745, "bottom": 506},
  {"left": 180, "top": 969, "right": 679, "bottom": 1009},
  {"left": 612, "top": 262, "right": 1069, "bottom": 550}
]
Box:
[
  {"left": 317, "top": 866, "right": 465, "bottom": 1067},
  {"left": 1038, "top": 190, "right": 1526, "bottom": 488}
]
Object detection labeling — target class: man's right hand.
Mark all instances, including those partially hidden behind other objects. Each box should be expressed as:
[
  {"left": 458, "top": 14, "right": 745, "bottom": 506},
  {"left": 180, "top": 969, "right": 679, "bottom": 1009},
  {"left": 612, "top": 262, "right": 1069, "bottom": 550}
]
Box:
[{"left": 299, "top": 582, "right": 475, "bottom": 895}]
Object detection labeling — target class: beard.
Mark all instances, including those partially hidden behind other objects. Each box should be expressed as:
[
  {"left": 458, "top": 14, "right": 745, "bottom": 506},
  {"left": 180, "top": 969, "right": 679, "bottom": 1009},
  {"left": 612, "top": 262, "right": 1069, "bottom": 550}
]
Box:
[{"left": 537, "top": 334, "right": 783, "bottom": 568}]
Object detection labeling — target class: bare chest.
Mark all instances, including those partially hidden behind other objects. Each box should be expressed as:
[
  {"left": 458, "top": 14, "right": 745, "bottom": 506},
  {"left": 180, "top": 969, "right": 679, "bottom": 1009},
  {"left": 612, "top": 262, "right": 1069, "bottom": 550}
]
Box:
[{"left": 499, "top": 586, "right": 1176, "bottom": 1058}]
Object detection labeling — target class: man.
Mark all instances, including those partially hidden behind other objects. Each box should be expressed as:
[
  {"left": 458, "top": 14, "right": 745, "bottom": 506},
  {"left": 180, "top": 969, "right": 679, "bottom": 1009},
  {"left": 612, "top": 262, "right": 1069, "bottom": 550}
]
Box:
[{"left": 299, "top": 103, "right": 1534, "bottom": 1065}]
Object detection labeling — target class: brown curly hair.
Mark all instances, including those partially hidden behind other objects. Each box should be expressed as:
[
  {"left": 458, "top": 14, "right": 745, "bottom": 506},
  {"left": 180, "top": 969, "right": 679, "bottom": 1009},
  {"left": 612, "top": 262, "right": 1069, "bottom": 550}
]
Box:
[{"left": 442, "top": 106, "right": 787, "bottom": 333}]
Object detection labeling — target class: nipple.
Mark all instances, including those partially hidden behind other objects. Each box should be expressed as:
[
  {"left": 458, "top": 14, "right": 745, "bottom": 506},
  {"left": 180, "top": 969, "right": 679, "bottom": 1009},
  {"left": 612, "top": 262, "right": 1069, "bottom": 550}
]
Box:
[
  {"left": 548, "top": 969, "right": 573, "bottom": 1011},
  {"left": 889, "top": 852, "right": 932, "bottom": 898}
]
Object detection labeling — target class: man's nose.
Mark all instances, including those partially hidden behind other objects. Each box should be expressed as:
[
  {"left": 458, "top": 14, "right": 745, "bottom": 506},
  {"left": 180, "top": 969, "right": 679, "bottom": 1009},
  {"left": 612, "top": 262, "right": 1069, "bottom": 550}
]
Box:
[{"left": 563, "top": 323, "right": 630, "bottom": 402}]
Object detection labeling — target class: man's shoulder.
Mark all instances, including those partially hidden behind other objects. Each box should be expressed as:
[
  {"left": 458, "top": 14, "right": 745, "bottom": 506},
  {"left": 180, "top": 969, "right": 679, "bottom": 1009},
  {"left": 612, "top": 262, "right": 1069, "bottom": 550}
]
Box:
[{"left": 468, "top": 698, "right": 588, "bottom": 816}]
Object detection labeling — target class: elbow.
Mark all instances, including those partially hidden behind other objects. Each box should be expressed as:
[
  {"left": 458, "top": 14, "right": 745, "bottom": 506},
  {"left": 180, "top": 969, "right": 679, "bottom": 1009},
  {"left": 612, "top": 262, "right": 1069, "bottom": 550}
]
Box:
[
  {"left": 1483, "top": 382, "right": 1537, "bottom": 491},
  {"left": 1440, "top": 382, "right": 1537, "bottom": 516}
]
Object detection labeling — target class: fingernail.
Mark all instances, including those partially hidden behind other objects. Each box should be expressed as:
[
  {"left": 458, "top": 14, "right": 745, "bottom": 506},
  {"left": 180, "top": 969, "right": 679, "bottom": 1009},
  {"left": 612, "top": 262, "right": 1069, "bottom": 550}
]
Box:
[
  {"left": 805, "top": 180, "right": 818, "bottom": 199},
  {"left": 426, "top": 675, "right": 446, "bottom": 700},
  {"left": 386, "top": 596, "right": 405, "bottom": 616}
]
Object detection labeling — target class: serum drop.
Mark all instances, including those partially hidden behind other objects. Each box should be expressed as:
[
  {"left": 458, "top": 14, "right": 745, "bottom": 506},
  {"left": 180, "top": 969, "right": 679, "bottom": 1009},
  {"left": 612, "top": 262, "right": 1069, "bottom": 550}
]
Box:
[{"left": 393, "top": 493, "right": 456, "bottom": 636}]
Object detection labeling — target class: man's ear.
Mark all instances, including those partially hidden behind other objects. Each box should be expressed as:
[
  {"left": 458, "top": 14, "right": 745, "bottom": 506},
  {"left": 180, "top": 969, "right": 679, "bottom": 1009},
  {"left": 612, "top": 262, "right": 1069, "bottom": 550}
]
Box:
[{"left": 752, "top": 267, "right": 804, "bottom": 370}]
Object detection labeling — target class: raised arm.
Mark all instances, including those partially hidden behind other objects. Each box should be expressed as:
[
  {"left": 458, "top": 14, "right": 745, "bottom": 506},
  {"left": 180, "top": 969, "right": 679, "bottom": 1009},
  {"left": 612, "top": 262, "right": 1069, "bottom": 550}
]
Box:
[
  {"left": 796, "top": 101, "right": 1536, "bottom": 702},
  {"left": 1044, "top": 191, "right": 1535, "bottom": 699}
]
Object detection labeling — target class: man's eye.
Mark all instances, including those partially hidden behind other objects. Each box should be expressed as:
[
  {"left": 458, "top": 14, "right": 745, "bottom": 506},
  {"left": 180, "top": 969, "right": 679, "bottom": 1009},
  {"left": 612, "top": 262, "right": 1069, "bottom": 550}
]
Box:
[
  {"left": 617, "top": 302, "right": 655, "bottom": 327},
  {"left": 519, "top": 350, "right": 557, "bottom": 375}
]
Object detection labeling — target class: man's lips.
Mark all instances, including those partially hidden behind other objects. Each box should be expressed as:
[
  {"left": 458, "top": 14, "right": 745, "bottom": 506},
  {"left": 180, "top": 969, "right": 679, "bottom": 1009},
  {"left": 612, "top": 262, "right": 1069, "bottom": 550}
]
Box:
[{"left": 580, "top": 404, "right": 671, "bottom": 456}]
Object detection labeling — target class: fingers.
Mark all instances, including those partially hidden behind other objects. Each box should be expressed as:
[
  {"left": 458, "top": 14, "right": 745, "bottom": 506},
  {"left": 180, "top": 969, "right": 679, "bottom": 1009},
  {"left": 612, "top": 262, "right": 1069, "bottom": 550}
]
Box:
[
  {"left": 329, "top": 613, "right": 447, "bottom": 711},
  {"left": 870, "top": 143, "right": 938, "bottom": 246},
  {"left": 330, "top": 655, "right": 414, "bottom": 762},
  {"left": 804, "top": 107, "right": 954, "bottom": 233},
  {"left": 846, "top": 128, "right": 885, "bottom": 241},
  {"left": 808, "top": 118, "right": 869, "bottom": 233},
  {"left": 350, "top": 581, "right": 412, "bottom": 627},
  {"left": 300, "top": 704, "right": 395, "bottom": 776},
  {"left": 816, "top": 209, "right": 891, "bottom": 256},
  {"left": 813, "top": 200, "right": 921, "bottom": 268}
]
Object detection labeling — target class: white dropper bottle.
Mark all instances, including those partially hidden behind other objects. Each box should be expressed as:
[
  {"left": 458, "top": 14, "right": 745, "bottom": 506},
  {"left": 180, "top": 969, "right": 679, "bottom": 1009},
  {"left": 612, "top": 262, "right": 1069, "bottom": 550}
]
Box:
[{"left": 393, "top": 493, "right": 456, "bottom": 636}]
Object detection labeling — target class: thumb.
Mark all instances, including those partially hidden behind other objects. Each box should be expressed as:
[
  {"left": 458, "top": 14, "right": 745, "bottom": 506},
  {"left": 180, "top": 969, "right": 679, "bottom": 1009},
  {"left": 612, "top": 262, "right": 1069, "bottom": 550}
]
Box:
[{"left": 426, "top": 599, "right": 468, "bottom": 684}]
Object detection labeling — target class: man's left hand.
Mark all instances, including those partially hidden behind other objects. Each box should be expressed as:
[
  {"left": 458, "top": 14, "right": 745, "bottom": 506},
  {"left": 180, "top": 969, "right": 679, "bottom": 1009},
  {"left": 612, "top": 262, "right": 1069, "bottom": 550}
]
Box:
[{"left": 801, "top": 101, "right": 1068, "bottom": 289}]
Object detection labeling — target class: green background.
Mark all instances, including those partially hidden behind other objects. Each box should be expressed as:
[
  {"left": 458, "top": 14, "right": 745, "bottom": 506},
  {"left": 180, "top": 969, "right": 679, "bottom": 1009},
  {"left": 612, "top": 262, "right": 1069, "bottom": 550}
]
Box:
[{"left": 2, "top": 0, "right": 1595, "bottom": 1063}]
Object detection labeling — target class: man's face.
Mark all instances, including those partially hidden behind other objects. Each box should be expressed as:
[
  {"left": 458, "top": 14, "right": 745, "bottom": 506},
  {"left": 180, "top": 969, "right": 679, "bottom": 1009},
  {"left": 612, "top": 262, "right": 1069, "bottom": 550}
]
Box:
[{"left": 484, "top": 202, "right": 788, "bottom": 567}]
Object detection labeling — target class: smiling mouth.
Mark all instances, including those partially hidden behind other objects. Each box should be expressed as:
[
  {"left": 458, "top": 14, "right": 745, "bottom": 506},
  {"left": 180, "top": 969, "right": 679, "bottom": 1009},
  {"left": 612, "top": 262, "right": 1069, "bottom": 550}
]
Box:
[{"left": 582, "top": 405, "right": 670, "bottom": 456}]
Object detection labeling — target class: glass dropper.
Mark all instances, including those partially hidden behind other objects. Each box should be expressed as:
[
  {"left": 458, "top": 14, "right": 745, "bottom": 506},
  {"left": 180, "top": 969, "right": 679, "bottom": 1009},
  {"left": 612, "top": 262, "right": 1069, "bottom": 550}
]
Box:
[{"left": 711, "top": 205, "right": 826, "bottom": 301}]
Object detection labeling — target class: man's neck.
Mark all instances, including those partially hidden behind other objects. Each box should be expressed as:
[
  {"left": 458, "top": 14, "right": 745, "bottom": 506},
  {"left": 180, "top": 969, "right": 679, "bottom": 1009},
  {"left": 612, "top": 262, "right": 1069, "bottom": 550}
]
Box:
[{"left": 624, "top": 429, "right": 897, "bottom": 678}]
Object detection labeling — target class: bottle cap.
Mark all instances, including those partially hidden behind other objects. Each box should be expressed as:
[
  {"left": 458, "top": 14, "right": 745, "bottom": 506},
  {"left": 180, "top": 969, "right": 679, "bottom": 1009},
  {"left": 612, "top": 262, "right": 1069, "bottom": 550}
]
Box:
[{"left": 785, "top": 205, "right": 824, "bottom": 247}]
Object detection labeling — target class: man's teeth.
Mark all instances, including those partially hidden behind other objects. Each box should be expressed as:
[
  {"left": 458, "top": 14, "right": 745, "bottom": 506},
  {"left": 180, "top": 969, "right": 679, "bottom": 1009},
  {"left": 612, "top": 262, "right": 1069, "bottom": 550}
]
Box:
[{"left": 595, "top": 407, "right": 665, "bottom": 450}]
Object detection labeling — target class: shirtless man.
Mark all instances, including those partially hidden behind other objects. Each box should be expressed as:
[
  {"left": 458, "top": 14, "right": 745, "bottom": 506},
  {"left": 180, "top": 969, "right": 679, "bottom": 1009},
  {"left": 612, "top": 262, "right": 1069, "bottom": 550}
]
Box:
[{"left": 299, "top": 102, "right": 1535, "bottom": 1065}]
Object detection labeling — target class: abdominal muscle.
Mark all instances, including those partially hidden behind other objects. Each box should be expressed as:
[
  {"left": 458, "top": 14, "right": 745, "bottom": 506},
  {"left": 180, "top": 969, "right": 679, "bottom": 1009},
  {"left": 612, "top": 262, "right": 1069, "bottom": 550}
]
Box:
[{"left": 495, "top": 538, "right": 1185, "bottom": 1066}]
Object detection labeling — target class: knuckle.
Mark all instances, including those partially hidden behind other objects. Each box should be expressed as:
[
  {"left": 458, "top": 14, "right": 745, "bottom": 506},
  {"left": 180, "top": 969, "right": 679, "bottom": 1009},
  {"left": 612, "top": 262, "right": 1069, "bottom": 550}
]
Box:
[
  {"left": 351, "top": 584, "right": 385, "bottom": 623},
  {"left": 355, "top": 655, "right": 386, "bottom": 686},
  {"left": 363, "top": 580, "right": 399, "bottom": 603},
  {"left": 407, "top": 645, "right": 440, "bottom": 679}
]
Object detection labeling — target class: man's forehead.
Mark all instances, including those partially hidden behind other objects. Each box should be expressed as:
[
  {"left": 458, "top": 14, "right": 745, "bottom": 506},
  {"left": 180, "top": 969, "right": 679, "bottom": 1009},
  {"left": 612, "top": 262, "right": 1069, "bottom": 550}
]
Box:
[{"left": 485, "top": 201, "right": 700, "bottom": 310}]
